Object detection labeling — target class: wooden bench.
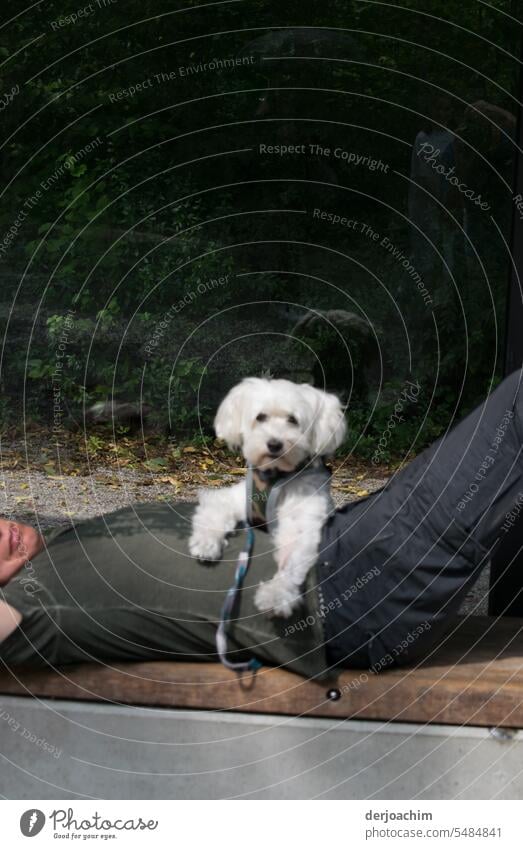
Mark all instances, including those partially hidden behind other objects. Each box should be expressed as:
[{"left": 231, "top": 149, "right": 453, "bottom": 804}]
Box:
[{"left": 1, "top": 615, "right": 523, "bottom": 729}]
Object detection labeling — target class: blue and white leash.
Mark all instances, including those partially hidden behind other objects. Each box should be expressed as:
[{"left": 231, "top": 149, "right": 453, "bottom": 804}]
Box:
[{"left": 216, "top": 522, "right": 263, "bottom": 673}]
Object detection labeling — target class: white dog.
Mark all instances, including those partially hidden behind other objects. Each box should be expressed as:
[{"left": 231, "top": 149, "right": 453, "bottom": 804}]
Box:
[{"left": 189, "top": 378, "right": 347, "bottom": 616}]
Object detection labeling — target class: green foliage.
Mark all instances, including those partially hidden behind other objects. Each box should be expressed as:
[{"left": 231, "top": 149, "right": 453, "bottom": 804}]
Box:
[
  {"left": 167, "top": 357, "right": 208, "bottom": 434},
  {"left": 345, "top": 387, "right": 449, "bottom": 463},
  {"left": 0, "top": 0, "right": 515, "bottom": 454}
]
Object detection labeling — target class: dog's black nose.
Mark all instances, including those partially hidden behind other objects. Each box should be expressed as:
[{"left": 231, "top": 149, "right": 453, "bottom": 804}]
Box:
[{"left": 267, "top": 439, "right": 283, "bottom": 454}]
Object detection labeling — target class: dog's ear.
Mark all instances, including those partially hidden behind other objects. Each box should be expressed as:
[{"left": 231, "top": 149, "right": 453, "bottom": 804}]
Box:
[
  {"left": 214, "top": 378, "right": 257, "bottom": 449},
  {"left": 307, "top": 387, "right": 347, "bottom": 456}
]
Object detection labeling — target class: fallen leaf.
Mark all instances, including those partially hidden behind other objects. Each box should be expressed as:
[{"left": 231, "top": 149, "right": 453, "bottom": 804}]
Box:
[
  {"left": 143, "top": 457, "right": 169, "bottom": 470},
  {"left": 159, "top": 476, "right": 180, "bottom": 487}
]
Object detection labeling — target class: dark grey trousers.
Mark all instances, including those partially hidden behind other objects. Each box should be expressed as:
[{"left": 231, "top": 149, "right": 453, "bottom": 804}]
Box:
[{"left": 320, "top": 367, "right": 523, "bottom": 671}]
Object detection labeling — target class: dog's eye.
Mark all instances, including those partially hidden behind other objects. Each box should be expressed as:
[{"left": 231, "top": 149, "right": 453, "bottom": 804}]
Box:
[
  {"left": 256, "top": 413, "right": 267, "bottom": 422},
  {"left": 288, "top": 415, "right": 298, "bottom": 425}
]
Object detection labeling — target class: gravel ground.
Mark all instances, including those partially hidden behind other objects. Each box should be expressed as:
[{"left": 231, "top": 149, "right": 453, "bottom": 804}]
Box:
[{"left": 1, "top": 464, "right": 490, "bottom": 616}]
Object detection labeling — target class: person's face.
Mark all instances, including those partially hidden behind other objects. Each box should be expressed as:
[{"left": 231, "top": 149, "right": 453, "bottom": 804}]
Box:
[{"left": 0, "top": 519, "right": 44, "bottom": 583}]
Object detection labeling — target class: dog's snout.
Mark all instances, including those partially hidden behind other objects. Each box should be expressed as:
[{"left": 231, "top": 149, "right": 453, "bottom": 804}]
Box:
[{"left": 267, "top": 439, "right": 283, "bottom": 454}]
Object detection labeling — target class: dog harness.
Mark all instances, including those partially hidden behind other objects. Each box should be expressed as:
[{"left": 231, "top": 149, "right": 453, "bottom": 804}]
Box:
[
  {"left": 245, "top": 460, "right": 333, "bottom": 531},
  {"left": 216, "top": 459, "right": 333, "bottom": 672}
]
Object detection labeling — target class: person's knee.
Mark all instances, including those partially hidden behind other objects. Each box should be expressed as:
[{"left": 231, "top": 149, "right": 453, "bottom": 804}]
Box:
[
  {"left": 502, "top": 367, "right": 523, "bottom": 406},
  {"left": 0, "top": 601, "right": 22, "bottom": 642},
  {"left": 506, "top": 369, "right": 523, "bottom": 442}
]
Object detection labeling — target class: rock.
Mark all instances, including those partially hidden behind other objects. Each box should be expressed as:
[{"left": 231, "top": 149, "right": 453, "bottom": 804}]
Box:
[{"left": 86, "top": 400, "right": 152, "bottom": 430}]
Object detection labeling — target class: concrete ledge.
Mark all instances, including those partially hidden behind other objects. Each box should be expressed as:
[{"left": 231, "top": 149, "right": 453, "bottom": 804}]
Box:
[{"left": 0, "top": 695, "right": 521, "bottom": 799}]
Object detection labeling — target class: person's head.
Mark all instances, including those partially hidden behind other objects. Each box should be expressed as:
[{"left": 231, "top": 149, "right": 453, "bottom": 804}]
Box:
[{"left": 0, "top": 518, "right": 44, "bottom": 584}]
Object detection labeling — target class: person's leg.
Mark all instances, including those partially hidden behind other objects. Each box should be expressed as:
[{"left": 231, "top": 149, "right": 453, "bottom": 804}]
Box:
[
  {"left": 320, "top": 367, "right": 523, "bottom": 669},
  {"left": 387, "top": 366, "right": 523, "bottom": 553},
  {"left": 0, "top": 601, "right": 21, "bottom": 642}
]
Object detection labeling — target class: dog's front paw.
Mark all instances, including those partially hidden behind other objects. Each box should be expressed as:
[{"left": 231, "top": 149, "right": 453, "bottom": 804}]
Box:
[
  {"left": 255, "top": 576, "right": 301, "bottom": 617},
  {"left": 189, "top": 530, "right": 224, "bottom": 562}
]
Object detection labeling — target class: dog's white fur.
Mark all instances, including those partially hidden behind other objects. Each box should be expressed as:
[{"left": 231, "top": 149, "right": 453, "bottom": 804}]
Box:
[{"left": 189, "top": 378, "right": 346, "bottom": 616}]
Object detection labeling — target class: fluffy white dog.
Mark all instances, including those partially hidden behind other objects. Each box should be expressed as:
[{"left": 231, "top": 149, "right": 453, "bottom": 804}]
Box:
[{"left": 189, "top": 378, "right": 347, "bottom": 616}]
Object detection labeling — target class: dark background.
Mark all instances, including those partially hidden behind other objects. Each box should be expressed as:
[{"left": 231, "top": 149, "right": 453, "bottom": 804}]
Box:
[{"left": 0, "top": 0, "right": 521, "bottom": 462}]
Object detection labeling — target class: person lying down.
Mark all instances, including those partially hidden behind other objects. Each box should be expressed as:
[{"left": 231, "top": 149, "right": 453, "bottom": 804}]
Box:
[{"left": 1, "top": 368, "right": 522, "bottom": 678}]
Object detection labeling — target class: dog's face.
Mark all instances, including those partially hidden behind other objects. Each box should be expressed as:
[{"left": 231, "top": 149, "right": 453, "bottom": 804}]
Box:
[{"left": 214, "top": 378, "right": 347, "bottom": 471}]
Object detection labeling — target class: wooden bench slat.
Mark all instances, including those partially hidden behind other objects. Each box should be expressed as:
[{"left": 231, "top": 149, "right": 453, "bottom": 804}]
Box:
[{"left": 1, "top": 616, "right": 523, "bottom": 728}]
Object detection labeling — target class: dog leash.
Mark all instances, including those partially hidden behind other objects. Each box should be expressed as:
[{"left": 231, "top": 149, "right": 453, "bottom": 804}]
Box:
[
  {"left": 215, "top": 460, "right": 331, "bottom": 672},
  {"left": 216, "top": 522, "right": 263, "bottom": 672}
]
